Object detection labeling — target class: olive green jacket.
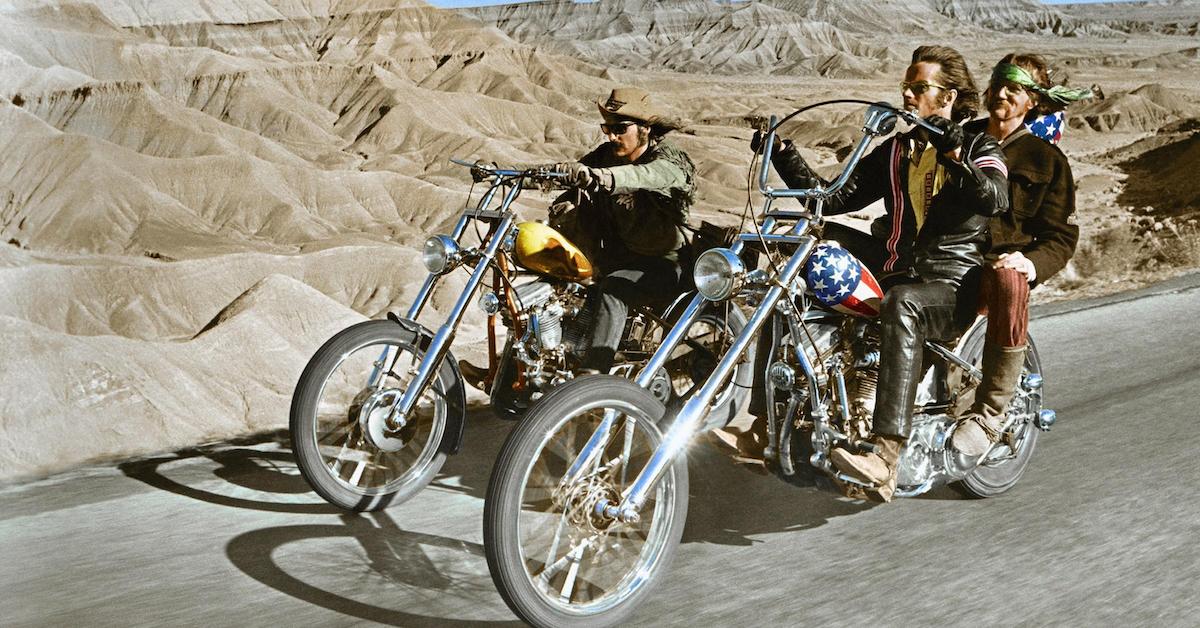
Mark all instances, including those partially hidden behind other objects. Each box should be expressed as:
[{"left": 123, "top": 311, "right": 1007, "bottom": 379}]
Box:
[{"left": 556, "top": 139, "right": 695, "bottom": 262}]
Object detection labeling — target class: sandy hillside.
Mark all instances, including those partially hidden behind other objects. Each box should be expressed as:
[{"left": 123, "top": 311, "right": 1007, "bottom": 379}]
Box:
[{"left": 1, "top": 0, "right": 1198, "bottom": 480}]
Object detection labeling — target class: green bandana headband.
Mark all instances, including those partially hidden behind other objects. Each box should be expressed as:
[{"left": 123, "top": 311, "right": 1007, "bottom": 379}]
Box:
[{"left": 991, "top": 63, "right": 1094, "bottom": 106}]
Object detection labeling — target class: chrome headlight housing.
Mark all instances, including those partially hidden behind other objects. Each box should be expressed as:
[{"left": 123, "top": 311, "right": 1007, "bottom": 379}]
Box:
[
  {"left": 693, "top": 248, "right": 746, "bottom": 301},
  {"left": 421, "top": 234, "right": 461, "bottom": 274},
  {"left": 477, "top": 291, "right": 501, "bottom": 315}
]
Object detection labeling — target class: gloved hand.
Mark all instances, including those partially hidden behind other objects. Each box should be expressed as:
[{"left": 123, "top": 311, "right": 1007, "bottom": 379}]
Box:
[
  {"left": 555, "top": 162, "right": 611, "bottom": 191},
  {"left": 470, "top": 161, "right": 496, "bottom": 183},
  {"left": 750, "top": 129, "right": 784, "bottom": 155},
  {"left": 923, "top": 115, "right": 964, "bottom": 154}
]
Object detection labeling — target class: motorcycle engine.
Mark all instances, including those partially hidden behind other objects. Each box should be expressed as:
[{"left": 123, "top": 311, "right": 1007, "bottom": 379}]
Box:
[
  {"left": 895, "top": 413, "right": 955, "bottom": 489},
  {"left": 511, "top": 279, "right": 585, "bottom": 355}
]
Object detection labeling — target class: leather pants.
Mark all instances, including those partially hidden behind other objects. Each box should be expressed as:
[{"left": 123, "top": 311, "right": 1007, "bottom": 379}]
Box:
[{"left": 873, "top": 280, "right": 963, "bottom": 438}]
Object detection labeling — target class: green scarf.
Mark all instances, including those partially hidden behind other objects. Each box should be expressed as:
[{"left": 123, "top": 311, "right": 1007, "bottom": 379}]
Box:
[{"left": 991, "top": 63, "right": 1094, "bottom": 106}]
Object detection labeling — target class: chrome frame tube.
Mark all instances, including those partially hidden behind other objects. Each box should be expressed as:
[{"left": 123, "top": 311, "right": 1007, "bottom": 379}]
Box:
[
  {"left": 405, "top": 189, "right": 497, "bottom": 320},
  {"left": 832, "top": 361, "right": 852, "bottom": 425},
  {"left": 631, "top": 217, "right": 776, "bottom": 388},
  {"left": 621, "top": 234, "right": 817, "bottom": 513},
  {"left": 387, "top": 182, "right": 524, "bottom": 428}
]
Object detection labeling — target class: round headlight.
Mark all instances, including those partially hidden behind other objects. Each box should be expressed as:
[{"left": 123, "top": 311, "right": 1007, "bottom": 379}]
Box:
[
  {"left": 421, "top": 235, "right": 459, "bottom": 274},
  {"left": 693, "top": 248, "right": 745, "bottom": 301}
]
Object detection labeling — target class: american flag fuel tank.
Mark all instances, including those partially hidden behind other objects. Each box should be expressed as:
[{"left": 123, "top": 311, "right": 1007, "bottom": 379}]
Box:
[{"left": 803, "top": 242, "right": 883, "bottom": 317}]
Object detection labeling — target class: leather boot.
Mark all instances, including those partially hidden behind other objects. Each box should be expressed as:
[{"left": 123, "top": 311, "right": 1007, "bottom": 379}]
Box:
[
  {"left": 951, "top": 343, "right": 1026, "bottom": 456},
  {"left": 830, "top": 434, "right": 905, "bottom": 502},
  {"left": 709, "top": 416, "right": 767, "bottom": 465}
]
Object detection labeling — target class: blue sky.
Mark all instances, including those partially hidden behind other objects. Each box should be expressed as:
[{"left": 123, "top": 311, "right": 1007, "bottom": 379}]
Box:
[{"left": 427, "top": 0, "right": 560, "bottom": 6}]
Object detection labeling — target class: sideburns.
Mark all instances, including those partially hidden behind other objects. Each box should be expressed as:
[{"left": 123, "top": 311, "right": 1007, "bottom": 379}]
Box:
[{"left": 636, "top": 126, "right": 650, "bottom": 147}]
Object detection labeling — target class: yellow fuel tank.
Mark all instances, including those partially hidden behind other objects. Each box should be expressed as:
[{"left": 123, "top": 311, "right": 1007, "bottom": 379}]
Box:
[{"left": 513, "top": 221, "right": 593, "bottom": 282}]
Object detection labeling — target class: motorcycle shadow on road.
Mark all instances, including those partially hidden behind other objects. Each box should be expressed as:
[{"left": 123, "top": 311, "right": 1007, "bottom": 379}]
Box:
[
  {"left": 425, "top": 406, "right": 519, "bottom": 500},
  {"left": 116, "top": 407, "right": 516, "bottom": 514},
  {"left": 680, "top": 441, "right": 878, "bottom": 546},
  {"left": 225, "top": 510, "right": 522, "bottom": 626},
  {"left": 117, "top": 431, "right": 345, "bottom": 515}
]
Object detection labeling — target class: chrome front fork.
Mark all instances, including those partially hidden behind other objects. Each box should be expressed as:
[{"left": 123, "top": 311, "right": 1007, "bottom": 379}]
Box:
[
  {"left": 562, "top": 218, "right": 780, "bottom": 490},
  {"left": 610, "top": 235, "right": 817, "bottom": 519},
  {"left": 383, "top": 186, "right": 521, "bottom": 432}
]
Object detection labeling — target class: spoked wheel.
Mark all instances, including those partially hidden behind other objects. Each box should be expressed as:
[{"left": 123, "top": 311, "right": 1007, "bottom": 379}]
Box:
[
  {"left": 953, "top": 337, "right": 1044, "bottom": 498},
  {"left": 660, "top": 304, "right": 751, "bottom": 424},
  {"left": 290, "top": 319, "right": 455, "bottom": 511},
  {"left": 485, "top": 375, "right": 688, "bottom": 628}
]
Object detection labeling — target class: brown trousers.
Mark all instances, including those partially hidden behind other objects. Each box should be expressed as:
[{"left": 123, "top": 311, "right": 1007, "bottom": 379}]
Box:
[{"left": 977, "top": 266, "right": 1030, "bottom": 347}]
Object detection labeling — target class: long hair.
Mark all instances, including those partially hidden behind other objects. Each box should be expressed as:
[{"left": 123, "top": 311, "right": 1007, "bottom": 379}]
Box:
[
  {"left": 649, "top": 118, "right": 685, "bottom": 141},
  {"left": 911, "top": 45, "right": 979, "bottom": 123},
  {"left": 994, "top": 52, "right": 1057, "bottom": 117}
]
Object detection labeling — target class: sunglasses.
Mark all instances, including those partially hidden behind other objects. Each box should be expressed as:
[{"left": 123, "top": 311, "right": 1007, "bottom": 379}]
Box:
[
  {"left": 900, "top": 80, "right": 949, "bottom": 95},
  {"left": 600, "top": 121, "right": 637, "bottom": 135}
]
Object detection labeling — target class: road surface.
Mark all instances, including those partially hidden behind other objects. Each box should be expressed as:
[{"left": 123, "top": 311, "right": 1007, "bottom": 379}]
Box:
[{"left": 3, "top": 273, "right": 1198, "bottom": 626}]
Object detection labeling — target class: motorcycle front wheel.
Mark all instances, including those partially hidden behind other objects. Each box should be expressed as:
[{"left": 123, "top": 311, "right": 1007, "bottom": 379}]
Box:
[
  {"left": 484, "top": 375, "right": 688, "bottom": 628},
  {"left": 290, "top": 319, "right": 452, "bottom": 511}
]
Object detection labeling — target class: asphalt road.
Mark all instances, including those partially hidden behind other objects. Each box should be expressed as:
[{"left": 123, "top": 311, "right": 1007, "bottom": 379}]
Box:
[{"left": 4, "top": 274, "right": 1199, "bottom": 627}]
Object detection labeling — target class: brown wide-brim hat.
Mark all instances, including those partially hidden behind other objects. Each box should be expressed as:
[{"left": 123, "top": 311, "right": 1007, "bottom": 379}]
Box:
[{"left": 597, "top": 86, "right": 666, "bottom": 125}]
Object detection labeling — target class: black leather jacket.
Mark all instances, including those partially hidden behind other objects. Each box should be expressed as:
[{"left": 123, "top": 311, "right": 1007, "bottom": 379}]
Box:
[{"left": 772, "top": 128, "right": 1009, "bottom": 286}]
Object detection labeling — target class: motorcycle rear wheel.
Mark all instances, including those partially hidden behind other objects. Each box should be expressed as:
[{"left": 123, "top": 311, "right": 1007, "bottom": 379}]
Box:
[
  {"left": 290, "top": 319, "right": 451, "bottom": 511},
  {"left": 661, "top": 306, "right": 750, "bottom": 425},
  {"left": 953, "top": 337, "right": 1043, "bottom": 498},
  {"left": 484, "top": 375, "right": 687, "bottom": 628}
]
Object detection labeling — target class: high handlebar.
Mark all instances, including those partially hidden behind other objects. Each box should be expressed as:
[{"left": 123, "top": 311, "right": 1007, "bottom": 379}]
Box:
[
  {"left": 449, "top": 157, "right": 570, "bottom": 182},
  {"left": 756, "top": 100, "right": 944, "bottom": 204}
]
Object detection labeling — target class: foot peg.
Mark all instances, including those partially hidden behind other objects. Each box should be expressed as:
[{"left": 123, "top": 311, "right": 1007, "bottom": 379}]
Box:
[{"left": 849, "top": 440, "right": 878, "bottom": 455}]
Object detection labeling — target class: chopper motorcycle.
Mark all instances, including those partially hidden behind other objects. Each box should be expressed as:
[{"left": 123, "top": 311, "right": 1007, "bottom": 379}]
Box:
[
  {"left": 482, "top": 102, "right": 1058, "bottom": 626},
  {"left": 289, "top": 160, "right": 752, "bottom": 512}
]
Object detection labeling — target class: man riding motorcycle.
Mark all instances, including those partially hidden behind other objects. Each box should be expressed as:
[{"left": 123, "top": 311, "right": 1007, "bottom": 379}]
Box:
[
  {"left": 458, "top": 86, "right": 695, "bottom": 383},
  {"left": 548, "top": 86, "right": 697, "bottom": 374},
  {"left": 759, "top": 45, "right": 1009, "bottom": 500},
  {"left": 951, "top": 54, "right": 1091, "bottom": 455}
]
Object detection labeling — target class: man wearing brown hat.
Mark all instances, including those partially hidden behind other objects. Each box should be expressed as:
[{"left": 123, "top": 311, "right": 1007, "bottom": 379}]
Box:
[{"left": 550, "top": 86, "right": 696, "bottom": 373}]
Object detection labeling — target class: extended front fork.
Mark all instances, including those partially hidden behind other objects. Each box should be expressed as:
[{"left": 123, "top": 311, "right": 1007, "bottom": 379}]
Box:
[
  {"left": 370, "top": 183, "right": 523, "bottom": 434},
  {"left": 567, "top": 220, "right": 829, "bottom": 523}
]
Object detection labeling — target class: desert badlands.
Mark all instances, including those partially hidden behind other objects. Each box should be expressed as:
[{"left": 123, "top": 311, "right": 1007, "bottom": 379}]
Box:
[{"left": 1, "top": 0, "right": 1198, "bottom": 480}]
